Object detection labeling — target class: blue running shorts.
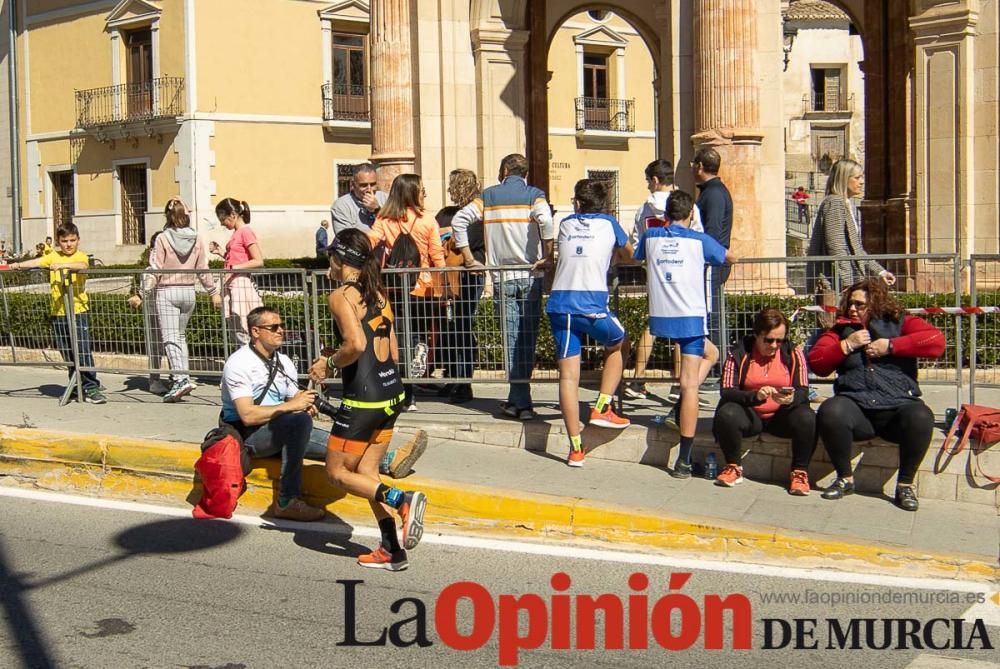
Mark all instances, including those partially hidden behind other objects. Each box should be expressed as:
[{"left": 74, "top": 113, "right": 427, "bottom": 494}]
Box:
[
  {"left": 549, "top": 313, "right": 626, "bottom": 360},
  {"left": 673, "top": 335, "right": 706, "bottom": 357}
]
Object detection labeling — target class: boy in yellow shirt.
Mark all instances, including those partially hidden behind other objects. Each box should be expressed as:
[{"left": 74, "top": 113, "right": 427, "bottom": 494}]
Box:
[{"left": 11, "top": 223, "right": 105, "bottom": 403}]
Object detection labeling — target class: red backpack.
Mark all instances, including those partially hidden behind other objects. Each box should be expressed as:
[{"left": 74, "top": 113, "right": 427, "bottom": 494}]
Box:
[
  {"left": 193, "top": 356, "right": 278, "bottom": 518},
  {"left": 192, "top": 423, "right": 252, "bottom": 519}
]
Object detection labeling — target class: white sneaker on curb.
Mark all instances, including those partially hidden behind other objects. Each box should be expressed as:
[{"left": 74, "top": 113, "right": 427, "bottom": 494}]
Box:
[
  {"left": 163, "top": 379, "right": 196, "bottom": 403},
  {"left": 622, "top": 382, "right": 648, "bottom": 401}
]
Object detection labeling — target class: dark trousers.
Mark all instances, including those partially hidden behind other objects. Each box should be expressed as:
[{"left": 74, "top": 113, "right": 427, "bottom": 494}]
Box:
[
  {"left": 713, "top": 402, "right": 817, "bottom": 470},
  {"left": 816, "top": 396, "right": 934, "bottom": 485},
  {"left": 442, "top": 273, "right": 484, "bottom": 381},
  {"left": 51, "top": 313, "right": 100, "bottom": 389},
  {"left": 708, "top": 268, "right": 726, "bottom": 362},
  {"left": 395, "top": 293, "right": 436, "bottom": 404},
  {"left": 243, "top": 412, "right": 315, "bottom": 500}
]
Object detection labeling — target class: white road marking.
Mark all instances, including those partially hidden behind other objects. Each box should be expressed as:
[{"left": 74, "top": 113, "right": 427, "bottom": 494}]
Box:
[
  {"left": 905, "top": 654, "right": 1000, "bottom": 668},
  {"left": 961, "top": 599, "right": 1000, "bottom": 628},
  {"left": 0, "top": 485, "right": 995, "bottom": 595}
]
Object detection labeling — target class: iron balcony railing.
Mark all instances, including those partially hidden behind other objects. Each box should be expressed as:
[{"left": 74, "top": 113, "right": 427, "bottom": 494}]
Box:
[
  {"left": 321, "top": 82, "right": 370, "bottom": 123},
  {"left": 802, "top": 92, "right": 855, "bottom": 115},
  {"left": 75, "top": 77, "right": 185, "bottom": 129},
  {"left": 575, "top": 97, "right": 635, "bottom": 132}
]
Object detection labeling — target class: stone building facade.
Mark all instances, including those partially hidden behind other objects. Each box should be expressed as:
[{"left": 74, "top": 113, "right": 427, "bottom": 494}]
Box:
[{"left": 9, "top": 0, "right": 999, "bottom": 265}]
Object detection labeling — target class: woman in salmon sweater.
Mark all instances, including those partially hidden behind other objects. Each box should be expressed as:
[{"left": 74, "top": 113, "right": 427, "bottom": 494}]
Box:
[
  {"left": 808, "top": 278, "right": 945, "bottom": 511},
  {"left": 713, "top": 308, "right": 815, "bottom": 494},
  {"left": 368, "top": 174, "right": 445, "bottom": 411}
]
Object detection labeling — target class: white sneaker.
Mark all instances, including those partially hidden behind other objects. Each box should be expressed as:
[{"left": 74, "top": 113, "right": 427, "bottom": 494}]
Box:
[
  {"left": 622, "top": 382, "right": 648, "bottom": 401},
  {"left": 163, "top": 379, "right": 196, "bottom": 403},
  {"left": 409, "top": 342, "right": 428, "bottom": 379},
  {"left": 149, "top": 379, "right": 169, "bottom": 395},
  {"left": 667, "top": 391, "right": 713, "bottom": 409}
]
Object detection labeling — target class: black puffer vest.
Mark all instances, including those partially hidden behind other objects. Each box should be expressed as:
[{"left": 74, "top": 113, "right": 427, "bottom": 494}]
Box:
[{"left": 832, "top": 316, "right": 921, "bottom": 409}]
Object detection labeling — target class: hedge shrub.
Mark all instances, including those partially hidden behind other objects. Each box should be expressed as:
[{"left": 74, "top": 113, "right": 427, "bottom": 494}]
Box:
[{"left": 1, "top": 288, "right": 992, "bottom": 370}]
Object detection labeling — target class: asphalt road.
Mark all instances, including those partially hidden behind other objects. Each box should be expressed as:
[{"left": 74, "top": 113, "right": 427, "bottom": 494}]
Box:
[{"left": 1, "top": 488, "right": 997, "bottom": 669}]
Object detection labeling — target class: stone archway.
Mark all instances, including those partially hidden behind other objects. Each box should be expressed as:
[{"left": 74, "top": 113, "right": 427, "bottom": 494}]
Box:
[
  {"left": 524, "top": 1, "right": 666, "bottom": 195},
  {"left": 469, "top": 0, "right": 944, "bottom": 258}
]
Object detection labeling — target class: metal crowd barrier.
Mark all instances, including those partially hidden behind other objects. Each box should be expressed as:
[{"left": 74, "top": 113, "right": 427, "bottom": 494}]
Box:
[
  {"left": 0, "top": 253, "right": 995, "bottom": 407},
  {"left": 720, "top": 253, "right": 965, "bottom": 409},
  {"left": 969, "top": 255, "right": 1000, "bottom": 403}
]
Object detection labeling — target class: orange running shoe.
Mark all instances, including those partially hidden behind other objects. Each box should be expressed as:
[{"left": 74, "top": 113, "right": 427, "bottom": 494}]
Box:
[
  {"left": 357, "top": 545, "right": 408, "bottom": 571},
  {"left": 788, "top": 469, "right": 811, "bottom": 496},
  {"left": 715, "top": 464, "right": 744, "bottom": 487},
  {"left": 589, "top": 406, "right": 630, "bottom": 429},
  {"left": 567, "top": 447, "right": 585, "bottom": 467}
]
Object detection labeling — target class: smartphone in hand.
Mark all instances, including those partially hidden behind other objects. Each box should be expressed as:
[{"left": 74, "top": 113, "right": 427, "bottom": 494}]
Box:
[{"left": 779, "top": 387, "right": 795, "bottom": 396}]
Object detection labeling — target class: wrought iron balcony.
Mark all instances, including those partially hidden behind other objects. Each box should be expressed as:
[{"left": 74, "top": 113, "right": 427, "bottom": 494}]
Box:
[
  {"left": 575, "top": 97, "right": 635, "bottom": 132},
  {"left": 75, "top": 77, "right": 185, "bottom": 129},
  {"left": 322, "top": 82, "right": 370, "bottom": 123},
  {"left": 802, "top": 92, "right": 855, "bottom": 116}
]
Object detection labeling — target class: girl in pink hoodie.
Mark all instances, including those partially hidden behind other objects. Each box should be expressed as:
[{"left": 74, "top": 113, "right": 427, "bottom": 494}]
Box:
[{"left": 146, "top": 198, "right": 220, "bottom": 402}]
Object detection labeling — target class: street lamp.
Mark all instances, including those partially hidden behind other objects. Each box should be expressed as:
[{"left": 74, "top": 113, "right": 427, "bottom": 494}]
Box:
[{"left": 782, "top": 19, "right": 798, "bottom": 72}]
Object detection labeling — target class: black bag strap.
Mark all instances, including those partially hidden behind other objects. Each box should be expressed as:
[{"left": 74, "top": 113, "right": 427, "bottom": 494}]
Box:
[{"left": 254, "top": 353, "right": 281, "bottom": 405}]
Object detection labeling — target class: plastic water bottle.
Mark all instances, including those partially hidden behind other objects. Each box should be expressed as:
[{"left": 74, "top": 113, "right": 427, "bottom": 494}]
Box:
[
  {"left": 704, "top": 453, "right": 718, "bottom": 480},
  {"left": 944, "top": 407, "right": 958, "bottom": 431},
  {"left": 445, "top": 299, "right": 454, "bottom": 322}
]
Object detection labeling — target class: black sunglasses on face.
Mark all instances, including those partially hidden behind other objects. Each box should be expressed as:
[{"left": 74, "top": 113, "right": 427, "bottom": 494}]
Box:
[
  {"left": 848, "top": 300, "right": 868, "bottom": 310},
  {"left": 256, "top": 324, "right": 284, "bottom": 332}
]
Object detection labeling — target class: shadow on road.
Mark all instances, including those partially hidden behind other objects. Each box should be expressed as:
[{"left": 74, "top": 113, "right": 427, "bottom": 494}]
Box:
[{"left": 1, "top": 518, "right": 244, "bottom": 669}]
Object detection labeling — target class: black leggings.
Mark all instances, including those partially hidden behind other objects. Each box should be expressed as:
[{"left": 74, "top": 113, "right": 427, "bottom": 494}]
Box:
[
  {"left": 713, "top": 402, "right": 817, "bottom": 470},
  {"left": 816, "top": 396, "right": 934, "bottom": 485}
]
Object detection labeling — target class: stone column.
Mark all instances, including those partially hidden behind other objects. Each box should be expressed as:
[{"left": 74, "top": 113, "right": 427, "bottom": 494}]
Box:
[
  {"left": 472, "top": 26, "right": 530, "bottom": 188},
  {"left": 369, "top": 0, "right": 416, "bottom": 191},
  {"left": 691, "top": 0, "right": 767, "bottom": 263},
  {"left": 910, "top": 5, "right": 979, "bottom": 256}
]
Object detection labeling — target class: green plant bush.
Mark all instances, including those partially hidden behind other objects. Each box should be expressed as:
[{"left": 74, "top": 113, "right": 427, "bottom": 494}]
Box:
[{"left": 1, "top": 287, "right": 992, "bottom": 371}]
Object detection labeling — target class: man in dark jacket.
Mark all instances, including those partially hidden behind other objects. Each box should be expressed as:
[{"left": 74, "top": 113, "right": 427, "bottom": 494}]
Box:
[{"left": 691, "top": 148, "right": 733, "bottom": 356}]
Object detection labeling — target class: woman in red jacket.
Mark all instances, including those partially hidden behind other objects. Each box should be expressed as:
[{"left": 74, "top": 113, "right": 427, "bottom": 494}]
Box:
[{"left": 808, "top": 278, "right": 945, "bottom": 511}]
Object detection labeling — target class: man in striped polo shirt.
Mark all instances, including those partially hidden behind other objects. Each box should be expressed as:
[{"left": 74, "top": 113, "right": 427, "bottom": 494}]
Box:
[{"left": 451, "top": 154, "right": 554, "bottom": 420}]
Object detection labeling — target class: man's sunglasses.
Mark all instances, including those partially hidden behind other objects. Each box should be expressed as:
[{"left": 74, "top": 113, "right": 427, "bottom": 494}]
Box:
[{"left": 256, "top": 323, "right": 285, "bottom": 332}]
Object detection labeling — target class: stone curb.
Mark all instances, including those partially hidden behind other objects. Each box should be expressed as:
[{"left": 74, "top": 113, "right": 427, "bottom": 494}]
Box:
[{"left": 0, "top": 425, "right": 995, "bottom": 582}]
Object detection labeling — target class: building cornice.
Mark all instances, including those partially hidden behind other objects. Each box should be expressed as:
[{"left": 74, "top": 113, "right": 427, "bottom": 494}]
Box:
[
  {"left": 105, "top": 0, "right": 161, "bottom": 30},
  {"left": 909, "top": 7, "right": 978, "bottom": 43}
]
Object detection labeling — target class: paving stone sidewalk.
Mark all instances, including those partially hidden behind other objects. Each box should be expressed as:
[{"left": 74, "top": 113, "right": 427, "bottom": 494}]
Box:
[{"left": 0, "top": 366, "right": 997, "bottom": 564}]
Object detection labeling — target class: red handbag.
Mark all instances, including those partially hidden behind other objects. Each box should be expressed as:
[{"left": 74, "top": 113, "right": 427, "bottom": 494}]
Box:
[{"left": 941, "top": 404, "right": 1000, "bottom": 484}]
